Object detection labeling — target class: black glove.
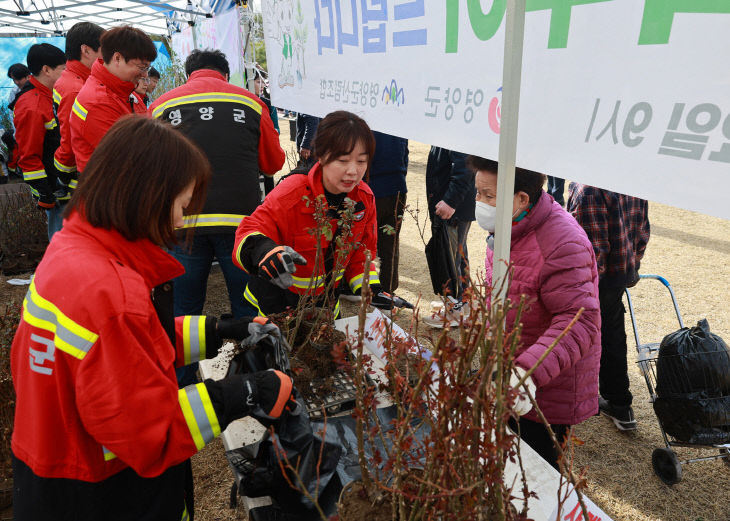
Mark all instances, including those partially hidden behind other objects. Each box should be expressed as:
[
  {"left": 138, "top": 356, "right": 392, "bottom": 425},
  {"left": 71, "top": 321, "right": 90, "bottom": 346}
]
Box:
[
  {"left": 36, "top": 190, "right": 56, "bottom": 210},
  {"left": 216, "top": 315, "right": 271, "bottom": 342},
  {"left": 206, "top": 369, "right": 300, "bottom": 431},
  {"left": 257, "top": 244, "right": 307, "bottom": 289},
  {"left": 251, "top": 369, "right": 300, "bottom": 420},
  {"left": 369, "top": 285, "right": 414, "bottom": 310},
  {"left": 57, "top": 170, "right": 76, "bottom": 187}
]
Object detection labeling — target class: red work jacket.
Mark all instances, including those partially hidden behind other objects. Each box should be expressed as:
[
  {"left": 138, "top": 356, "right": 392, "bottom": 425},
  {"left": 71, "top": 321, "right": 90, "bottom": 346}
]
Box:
[
  {"left": 234, "top": 163, "right": 379, "bottom": 299},
  {"left": 150, "top": 69, "right": 285, "bottom": 234},
  {"left": 12, "top": 76, "right": 59, "bottom": 196},
  {"left": 11, "top": 211, "right": 220, "bottom": 483},
  {"left": 52, "top": 60, "right": 90, "bottom": 181},
  {"left": 70, "top": 59, "right": 143, "bottom": 173}
]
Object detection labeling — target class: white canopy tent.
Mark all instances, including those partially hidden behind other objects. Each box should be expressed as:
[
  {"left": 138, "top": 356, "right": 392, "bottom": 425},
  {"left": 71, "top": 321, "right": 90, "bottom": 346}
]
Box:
[{"left": 0, "top": 0, "right": 226, "bottom": 37}]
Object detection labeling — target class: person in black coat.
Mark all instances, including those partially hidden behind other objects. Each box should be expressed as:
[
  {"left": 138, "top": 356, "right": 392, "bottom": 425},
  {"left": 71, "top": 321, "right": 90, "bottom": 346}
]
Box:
[
  {"left": 295, "top": 112, "right": 320, "bottom": 169},
  {"left": 369, "top": 131, "right": 408, "bottom": 292},
  {"left": 425, "top": 146, "right": 475, "bottom": 300}
]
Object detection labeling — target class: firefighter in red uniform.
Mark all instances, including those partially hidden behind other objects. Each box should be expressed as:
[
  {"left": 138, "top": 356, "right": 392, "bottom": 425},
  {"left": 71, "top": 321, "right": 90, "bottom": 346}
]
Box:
[
  {"left": 52, "top": 22, "right": 104, "bottom": 193},
  {"left": 150, "top": 49, "right": 285, "bottom": 322},
  {"left": 70, "top": 25, "right": 155, "bottom": 173},
  {"left": 12, "top": 43, "right": 66, "bottom": 239},
  {"left": 234, "top": 111, "right": 407, "bottom": 316},
  {"left": 11, "top": 117, "right": 298, "bottom": 521}
]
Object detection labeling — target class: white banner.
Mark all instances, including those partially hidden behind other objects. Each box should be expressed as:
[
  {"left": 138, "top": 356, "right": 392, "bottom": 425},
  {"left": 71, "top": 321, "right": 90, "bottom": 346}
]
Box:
[
  {"left": 171, "top": 7, "right": 245, "bottom": 87},
  {"left": 262, "top": 1, "right": 730, "bottom": 220}
]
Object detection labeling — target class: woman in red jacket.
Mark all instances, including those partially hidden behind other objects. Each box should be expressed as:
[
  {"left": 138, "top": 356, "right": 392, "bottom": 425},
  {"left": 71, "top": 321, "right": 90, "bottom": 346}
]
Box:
[
  {"left": 234, "top": 110, "right": 402, "bottom": 316},
  {"left": 11, "top": 116, "right": 296, "bottom": 521}
]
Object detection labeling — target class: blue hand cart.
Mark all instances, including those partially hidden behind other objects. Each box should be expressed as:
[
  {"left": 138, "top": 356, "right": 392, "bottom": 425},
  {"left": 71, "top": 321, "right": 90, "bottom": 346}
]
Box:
[{"left": 625, "top": 274, "right": 730, "bottom": 485}]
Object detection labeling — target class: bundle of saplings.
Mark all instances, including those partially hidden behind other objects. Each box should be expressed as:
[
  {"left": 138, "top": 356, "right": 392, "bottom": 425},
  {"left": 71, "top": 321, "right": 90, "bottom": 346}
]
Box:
[{"left": 654, "top": 319, "right": 730, "bottom": 444}]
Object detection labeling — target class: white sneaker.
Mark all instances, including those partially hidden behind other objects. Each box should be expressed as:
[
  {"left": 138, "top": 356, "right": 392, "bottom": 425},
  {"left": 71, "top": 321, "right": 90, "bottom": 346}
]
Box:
[{"left": 422, "top": 297, "right": 469, "bottom": 328}]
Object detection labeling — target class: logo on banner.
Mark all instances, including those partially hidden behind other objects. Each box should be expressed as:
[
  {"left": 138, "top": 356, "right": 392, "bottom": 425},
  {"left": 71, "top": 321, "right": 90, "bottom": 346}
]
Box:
[
  {"left": 488, "top": 87, "right": 502, "bottom": 134},
  {"left": 382, "top": 80, "right": 405, "bottom": 106},
  {"left": 265, "top": 0, "right": 308, "bottom": 89}
]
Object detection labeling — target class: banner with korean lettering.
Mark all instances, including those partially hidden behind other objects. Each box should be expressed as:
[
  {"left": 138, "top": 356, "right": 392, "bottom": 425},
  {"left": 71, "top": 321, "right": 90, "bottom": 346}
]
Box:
[{"left": 262, "top": 1, "right": 730, "bottom": 220}]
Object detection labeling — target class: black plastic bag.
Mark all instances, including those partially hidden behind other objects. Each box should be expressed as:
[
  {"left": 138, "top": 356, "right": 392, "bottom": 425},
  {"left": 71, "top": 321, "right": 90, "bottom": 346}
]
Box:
[
  {"left": 425, "top": 218, "right": 458, "bottom": 296},
  {"left": 239, "top": 397, "right": 343, "bottom": 514},
  {"left": 227, "top": 321, "right": 292, "bottom": 377},
  {"left": 654, "top": 393, "right": 730, "bottom": 442},
  {"left": 654, "top": 319, "right": 730, "bottom": 443},
  {"left": 238, "top": 405, "right": 429, "bottom": 516},
  {"left": 655, "top": 319, "right": 730, "bottom": 396}
]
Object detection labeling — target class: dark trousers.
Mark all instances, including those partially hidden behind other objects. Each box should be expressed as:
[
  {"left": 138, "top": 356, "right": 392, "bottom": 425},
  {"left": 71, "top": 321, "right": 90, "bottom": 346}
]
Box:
[
  {"left": 12, "top": 453, "right": 187, "bottom": 521},
  {"left": 509, "top": 417, "right": 568, "bottom": 470},
  {"left": 547, "top": 176, "right": 565, "bottom": 206},
  {"left": 375, "top": 192, "right": 406, "bottom": 292},
  {"left": 172, "top": 232, "right": 257, "bottom": 319},
  {"left": 598, "top": 285, "right": 633, "bottom": 407}
]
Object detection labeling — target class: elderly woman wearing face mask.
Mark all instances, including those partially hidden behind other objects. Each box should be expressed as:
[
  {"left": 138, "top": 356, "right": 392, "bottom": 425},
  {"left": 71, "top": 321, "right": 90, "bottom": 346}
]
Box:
[{"left": 467, "top": 155, "right": 601, "bottom": 470}]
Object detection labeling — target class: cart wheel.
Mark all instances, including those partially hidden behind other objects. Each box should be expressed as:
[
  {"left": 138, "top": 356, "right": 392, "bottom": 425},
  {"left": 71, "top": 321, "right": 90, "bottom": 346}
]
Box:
[
  {"left": 652, "top": 448, "right": 682, "bottom": 485},
  {"left": 719, "top": 448, "right": 730, "bottom": 468}
]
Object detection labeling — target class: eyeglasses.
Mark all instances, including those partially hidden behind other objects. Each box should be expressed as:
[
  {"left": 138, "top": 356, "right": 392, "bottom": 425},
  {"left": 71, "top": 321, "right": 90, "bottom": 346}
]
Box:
[{"left": 130, "top": 61, "right": 152, "bottom": 73}]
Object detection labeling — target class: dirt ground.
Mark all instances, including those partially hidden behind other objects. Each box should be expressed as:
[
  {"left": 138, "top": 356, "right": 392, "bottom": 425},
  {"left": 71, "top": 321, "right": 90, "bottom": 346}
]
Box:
[{"left": 2, "top": 119, "right": 729, "bottom": 520}]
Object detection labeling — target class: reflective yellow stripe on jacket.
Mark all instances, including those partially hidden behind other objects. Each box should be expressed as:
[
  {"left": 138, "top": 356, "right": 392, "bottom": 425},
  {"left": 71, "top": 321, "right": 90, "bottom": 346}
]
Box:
[
  {"left": 44, "top": 119, "right": 57, "bottom": 130},
  {"left": 23, "top": 169, "right": 46, "bottom": 181},
  {"left": 102, "top": 445, "right": 116, "bottom": 461},
  {"left": 244, "top": 284, "right": 340, "bottom": 318},
  {"left": 243, "top": 285, "right": 267, "bottom": 317},
  {"left": 182, "top": 316, "right": 206, "bottom": 365},
  {"left": 152, "top": 92, "right": 263, "bottom": 119},
  {"left": 22, "top": 281, "right": 99, "bottom": 360},
  {"left": 52, "top": 89, "right": 62, "bottom": 105},
  {"left": 290, "top": 269, "right": 344, "bottom": 290},
  {"left": 72, "top": 99, "right": 88, "bottom": 121},
  {"left": 236, "top": 231, "right": 264, "bottom": 272},
  {"left": 181, "top": 214, "right": 245, "bottom": 229},
  {"left": 54, "top": 157, "right": 76, "bottom": 174},
  {"left": 178, "top": 383, "right": 220, "bottom": 451},
  {"left": 349, "top": 270, "right": 381, "bottom": 293}
]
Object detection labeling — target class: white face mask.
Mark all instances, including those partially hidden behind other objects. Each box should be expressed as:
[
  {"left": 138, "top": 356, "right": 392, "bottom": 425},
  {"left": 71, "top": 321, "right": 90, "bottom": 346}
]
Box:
[{"left": 475, "top": 201, "right": 497, "bottom": 233}]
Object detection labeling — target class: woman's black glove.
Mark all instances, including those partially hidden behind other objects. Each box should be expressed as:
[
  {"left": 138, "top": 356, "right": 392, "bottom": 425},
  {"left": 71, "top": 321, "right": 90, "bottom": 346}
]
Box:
[
  {"left": 254, "top": 238, "right": 307, "bottom": 289},
  {"left": 206, "top": 370, "right": 300, "bottom": 430}
]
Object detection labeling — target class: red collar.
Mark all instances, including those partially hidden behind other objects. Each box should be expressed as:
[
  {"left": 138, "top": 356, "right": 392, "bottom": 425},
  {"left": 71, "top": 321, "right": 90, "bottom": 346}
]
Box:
[
  {"left": 306, "top": 162, "right": 326, "bottom": 199},
  {"left": 29, "top": 75, "right": 51, "bottom": 98},
  {"left": 64, "top": 210, "right": 184, "bottom": 288},
  {"left": 64, "top": 60, "right": 92, "bottom": 82},
  {"left": 188, "top": 69, "right": 227, "bottom": 82},
  {"left": 90, "top": 58, "right": 136, "bottom": 99}
]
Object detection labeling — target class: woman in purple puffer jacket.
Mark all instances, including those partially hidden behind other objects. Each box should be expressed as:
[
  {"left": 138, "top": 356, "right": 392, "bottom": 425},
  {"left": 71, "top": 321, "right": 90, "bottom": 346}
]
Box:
[{"left": 467, "top": 156, "right": 601, "bottom": 469}]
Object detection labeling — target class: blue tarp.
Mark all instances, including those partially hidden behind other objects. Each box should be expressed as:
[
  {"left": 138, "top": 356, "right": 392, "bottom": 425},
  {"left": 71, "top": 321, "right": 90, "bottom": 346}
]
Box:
[{"left": 1, "top": 38, "right": 171, "bottom": 105}]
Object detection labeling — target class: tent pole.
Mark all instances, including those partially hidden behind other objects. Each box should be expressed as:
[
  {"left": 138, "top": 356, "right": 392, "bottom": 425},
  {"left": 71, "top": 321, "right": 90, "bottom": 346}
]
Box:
[{"left": 492, "top": 0, "right": 526, "bottom": 305}]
